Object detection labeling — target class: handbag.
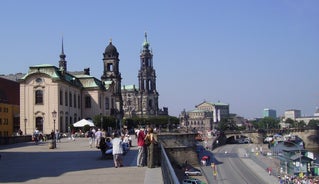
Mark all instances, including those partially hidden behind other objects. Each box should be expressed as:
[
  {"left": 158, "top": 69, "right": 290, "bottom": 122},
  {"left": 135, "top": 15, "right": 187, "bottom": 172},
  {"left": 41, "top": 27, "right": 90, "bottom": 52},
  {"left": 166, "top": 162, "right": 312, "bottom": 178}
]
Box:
[{"left": 144, "top": 137, "right": 151, "bottom": 146}]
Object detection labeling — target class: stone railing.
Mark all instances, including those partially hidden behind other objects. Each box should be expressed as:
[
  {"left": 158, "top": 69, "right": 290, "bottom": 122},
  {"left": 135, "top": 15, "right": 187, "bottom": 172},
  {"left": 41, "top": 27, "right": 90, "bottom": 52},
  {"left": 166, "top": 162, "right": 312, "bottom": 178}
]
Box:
[
  {"left": 160, "top": 143, "right": 180, "bottom": 184},
  {"left": 0, "top": 135, "right": 32, "bottom": 145}
]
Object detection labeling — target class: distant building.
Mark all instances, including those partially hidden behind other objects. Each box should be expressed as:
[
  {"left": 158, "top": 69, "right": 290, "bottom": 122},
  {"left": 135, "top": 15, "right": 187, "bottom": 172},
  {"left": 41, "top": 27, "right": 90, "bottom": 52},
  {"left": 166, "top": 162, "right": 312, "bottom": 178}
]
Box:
[
  {"left": 0, "top": 73, "right": 25, "bottom": 82},
  {"left": 0, "top": 77, "right": 20, "bottom": 136},
  {"left": 283, "top": 108, "right": 319, "bottom": 125},
  {"left": 284, "top": 109, "right": 301, "bottom": 121},
  {"left": 179, "top": 101, "right": 229, "bottom": 131},
  {"left": 263, "top": 108, "right": 277, "bottom": 118}
]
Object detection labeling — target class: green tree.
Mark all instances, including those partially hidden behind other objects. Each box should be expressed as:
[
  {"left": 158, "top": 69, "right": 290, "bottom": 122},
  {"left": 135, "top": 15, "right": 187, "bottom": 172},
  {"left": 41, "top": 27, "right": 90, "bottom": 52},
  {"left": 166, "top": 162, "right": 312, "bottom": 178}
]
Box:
[
  {"left": 217, "top": 118, "right": 238, "bottom": 131},
  {"left": 285, "top": 118, "right": 295, "bottom": 128},
  {"left": 93, "top": 114, "right": 178, "bottom": 130},
  {"left": 93, "top": 115, "right": 116, "bottom": 130},
  {"left": 307, "top": 119, "right": 319, "bottom": 129},
  {"left": 259, "top": 117, "right": 280, "bottom": 129},
  {"left": 297, "top": 120, "right": 306, "bottom": 128}
]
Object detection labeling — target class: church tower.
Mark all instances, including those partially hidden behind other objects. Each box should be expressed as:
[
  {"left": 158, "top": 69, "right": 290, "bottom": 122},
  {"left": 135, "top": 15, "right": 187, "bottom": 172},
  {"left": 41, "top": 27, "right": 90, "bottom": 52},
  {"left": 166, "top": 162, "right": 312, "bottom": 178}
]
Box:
[
  {"left": 59, "top": 38, "right": 67, "bottom": 72},
  {"left": 101, "top": 40, "right": 123, "bottom": 117},
  {"left": 137, "top": 33, "right": 159, "bottom": 116}
]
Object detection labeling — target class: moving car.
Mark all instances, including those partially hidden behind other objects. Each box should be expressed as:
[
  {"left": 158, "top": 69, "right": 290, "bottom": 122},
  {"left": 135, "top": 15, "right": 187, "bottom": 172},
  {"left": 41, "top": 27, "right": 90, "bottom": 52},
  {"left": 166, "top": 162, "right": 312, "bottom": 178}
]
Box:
[
  {"left": 185, "top": 167, "right": 202, "bottom": 176},
  {"left": 182, "top": 178, "right": 202, "bottom": 184},
  {"left": 236, "top": 138, "right": 250, "bottom": 144}
]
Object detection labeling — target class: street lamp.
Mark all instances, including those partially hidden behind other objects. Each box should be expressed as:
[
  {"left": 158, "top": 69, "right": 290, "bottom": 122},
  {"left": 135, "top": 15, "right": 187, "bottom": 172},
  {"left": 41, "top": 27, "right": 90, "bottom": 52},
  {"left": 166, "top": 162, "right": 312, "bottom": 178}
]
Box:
[
  {"left": 24, "top": 118, "right": 27, "bottom": 135},
  {"left": 51, "top": 110, "right": 57, "bottom": 149},
  {"left": 52, "top": 110, "right": 57, "bottom": 132},
  {"left": 100, "top": 113, "right": 103, "bottom": 130}
]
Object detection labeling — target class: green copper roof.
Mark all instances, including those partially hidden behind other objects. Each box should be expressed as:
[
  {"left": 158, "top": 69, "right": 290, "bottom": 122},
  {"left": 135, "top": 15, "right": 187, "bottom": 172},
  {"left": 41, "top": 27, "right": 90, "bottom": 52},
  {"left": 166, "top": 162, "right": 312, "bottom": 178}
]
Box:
[
  {"left": 189, "top": 109, "right": 208, "bottom": 113},
  {"left": 21, "top": 64, "right": 60, "bottom": 80},
  {"left": 122, "top": 84, "right": 137, "bottom": 91}
]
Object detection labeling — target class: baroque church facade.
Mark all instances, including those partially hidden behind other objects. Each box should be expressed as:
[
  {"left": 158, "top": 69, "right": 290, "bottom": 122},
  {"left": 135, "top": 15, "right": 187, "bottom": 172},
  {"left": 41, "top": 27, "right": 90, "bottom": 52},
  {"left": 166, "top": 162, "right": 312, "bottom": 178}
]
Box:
[
  {"left": 19, "top": 34, "right": 167, "bottom": 135},
  {"left": 122, "top": 33, "right": 168, "bottom": 118}
]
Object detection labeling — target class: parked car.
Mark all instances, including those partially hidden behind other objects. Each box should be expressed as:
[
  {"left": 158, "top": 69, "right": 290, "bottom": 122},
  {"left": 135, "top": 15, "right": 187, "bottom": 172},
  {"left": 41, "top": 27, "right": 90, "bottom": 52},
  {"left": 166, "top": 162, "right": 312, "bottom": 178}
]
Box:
[
  {"left": 237, "top": 138, "right": 250, "bottom": 144},
  {"left": 264, "top": 136, "right": 273, "bottom": 143},
  {"left": 182, "top": 178, "right": 202, "bottom": 184},
  {"left": 185, "top": 167, "right": 202, "bottom": 176}
]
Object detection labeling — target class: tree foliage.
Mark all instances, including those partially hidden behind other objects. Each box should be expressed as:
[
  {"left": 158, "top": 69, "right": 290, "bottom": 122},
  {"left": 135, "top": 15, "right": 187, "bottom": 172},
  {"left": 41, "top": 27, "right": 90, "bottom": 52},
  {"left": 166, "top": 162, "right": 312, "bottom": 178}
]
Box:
[
  {"left": 251, "top": 117, "right": 280, "bottom": 130},
  {"left": 217, "top": 118, "right": 239, "bottom": 131},
  {"left": 92, "top": 114, "right": 179, "bottom": 130},
  {"left": 307, "top": 119, "right": 319, "bottom": 129}
]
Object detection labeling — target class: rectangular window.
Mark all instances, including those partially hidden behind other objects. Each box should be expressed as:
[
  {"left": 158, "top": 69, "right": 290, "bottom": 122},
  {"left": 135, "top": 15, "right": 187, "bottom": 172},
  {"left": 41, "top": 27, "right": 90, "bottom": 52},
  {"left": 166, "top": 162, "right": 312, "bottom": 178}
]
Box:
[
  {"left": 78, "top": 95, "right": 80, "bottom": 109},
  {"left": 73, "top": 94, "right": 76, "bottom": 108},
  {"left": 70, "top": 117, "right": 73, "bottom": 127},
  {"left": 69, "top": 92, "right": 72, "bottom": 107},
  {"left": 65, "top": 116, "right": 68, "bottom": 126},
  {"left": 85, "top": 96, "right": 91, "bottom": 108},
  {"left": 60, "top": 90, "right": 63, "bottom": 105},
  {"left": 35, "top": 90, "right": 43, "bottom": 104},
  {"left": 65, "top": 92, "right": 68, "bottom": 106}
]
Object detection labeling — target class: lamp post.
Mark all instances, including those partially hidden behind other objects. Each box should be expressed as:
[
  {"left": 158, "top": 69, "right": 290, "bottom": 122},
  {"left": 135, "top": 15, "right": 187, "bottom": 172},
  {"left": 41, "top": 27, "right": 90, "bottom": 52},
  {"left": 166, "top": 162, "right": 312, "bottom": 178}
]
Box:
[
  {"left": 24, "top": 118, "right": 27, "bottom": 135},
  {"left": 100, "top": 113, "right": 103, "bottom": 130},
  {"left": 52, "top": 110, "right": 57, "bottom": 132},
  {"left": 51, "top": 110, "right": 57, "bottom": 149}
]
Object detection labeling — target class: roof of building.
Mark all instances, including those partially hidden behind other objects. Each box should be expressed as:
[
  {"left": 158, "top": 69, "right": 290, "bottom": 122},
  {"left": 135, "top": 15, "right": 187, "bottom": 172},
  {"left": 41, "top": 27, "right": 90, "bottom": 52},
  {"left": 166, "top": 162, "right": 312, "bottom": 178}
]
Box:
[
  {"left": 189, "top": 109, "right": 208, "bottom": 113},
  {"left": 104, "top": 40, "right": 119, "bottom": 58},
  {"left": 196, "top": 101, "right": 229, "bottom": 107},
  {"left": 122, "top": 84, "right": 137, "bottom": 91},
  {"left": 20, "top": 64, "right": 111, "bottom": 90}
]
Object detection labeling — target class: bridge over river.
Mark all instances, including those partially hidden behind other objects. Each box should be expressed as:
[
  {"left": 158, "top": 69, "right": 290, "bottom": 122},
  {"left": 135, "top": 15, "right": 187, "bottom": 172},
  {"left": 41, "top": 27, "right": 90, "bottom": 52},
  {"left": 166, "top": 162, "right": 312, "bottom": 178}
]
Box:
[{"left": 223, "top": 128, "right": 319, "bottom": 150}]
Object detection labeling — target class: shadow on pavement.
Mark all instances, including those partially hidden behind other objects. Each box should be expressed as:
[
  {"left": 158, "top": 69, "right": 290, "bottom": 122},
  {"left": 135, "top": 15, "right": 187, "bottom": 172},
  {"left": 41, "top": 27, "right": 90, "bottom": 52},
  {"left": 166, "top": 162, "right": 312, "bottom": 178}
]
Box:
[{"left": 0, "top": 142, "right": 139, "bottom": 183}]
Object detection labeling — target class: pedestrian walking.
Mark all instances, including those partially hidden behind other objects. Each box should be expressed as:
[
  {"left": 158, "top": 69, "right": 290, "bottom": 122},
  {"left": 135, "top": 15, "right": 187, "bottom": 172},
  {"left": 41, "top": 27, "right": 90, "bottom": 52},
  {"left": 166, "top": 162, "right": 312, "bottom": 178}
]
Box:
[
  {"left": 71, "top": 129, "right": 75, "bottom": 141},
  {"left": 95, "top": 129, "right": 102, "bottom": 148},
  {"left": 87, "top": 128, "right": 93, "bottom": 148},
  {"left": 112, "top": 132, "right": 124, "bottom": 168}
]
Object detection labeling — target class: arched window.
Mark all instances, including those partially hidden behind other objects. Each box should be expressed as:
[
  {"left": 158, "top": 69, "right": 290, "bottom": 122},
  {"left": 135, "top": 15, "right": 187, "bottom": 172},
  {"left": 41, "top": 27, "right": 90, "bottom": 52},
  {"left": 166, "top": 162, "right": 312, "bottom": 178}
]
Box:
[
  {"left": 35, "top": 117, "right": 44, "bottom": 132},
  {"left": 35, "top": 90, "right": 43, "bottom": 104}
]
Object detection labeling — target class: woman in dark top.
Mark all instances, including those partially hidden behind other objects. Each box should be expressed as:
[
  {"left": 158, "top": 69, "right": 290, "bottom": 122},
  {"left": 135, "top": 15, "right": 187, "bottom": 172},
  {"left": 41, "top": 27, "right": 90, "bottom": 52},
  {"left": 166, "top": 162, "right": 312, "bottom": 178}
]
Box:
[{"left": 145, "top": 127, "right": 158, "bottom": 168}]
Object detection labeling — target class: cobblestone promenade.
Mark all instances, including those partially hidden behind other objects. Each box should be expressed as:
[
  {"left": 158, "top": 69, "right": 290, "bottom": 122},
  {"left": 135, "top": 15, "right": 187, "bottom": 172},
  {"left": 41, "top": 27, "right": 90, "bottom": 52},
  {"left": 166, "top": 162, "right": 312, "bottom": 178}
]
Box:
[{"left": 0, "top": 137, "right": 163, "bottom": 184}]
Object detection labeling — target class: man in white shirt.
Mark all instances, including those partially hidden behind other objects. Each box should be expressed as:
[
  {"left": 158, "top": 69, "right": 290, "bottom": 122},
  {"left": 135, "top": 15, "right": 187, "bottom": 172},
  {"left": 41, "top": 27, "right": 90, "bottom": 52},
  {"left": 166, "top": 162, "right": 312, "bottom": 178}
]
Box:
[
  {"left": 111, "top": 133, "right": 123, "bottom": 168},
  {"left": 95, "top": 129, "right": 102, "bottom": 148}
]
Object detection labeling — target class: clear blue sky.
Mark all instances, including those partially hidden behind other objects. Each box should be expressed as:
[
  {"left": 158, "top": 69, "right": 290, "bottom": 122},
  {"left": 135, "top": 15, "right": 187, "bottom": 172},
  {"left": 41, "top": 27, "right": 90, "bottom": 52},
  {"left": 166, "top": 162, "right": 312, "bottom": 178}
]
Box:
[{"left": 1, "top": 1, "right": 318, "bottom": 119}]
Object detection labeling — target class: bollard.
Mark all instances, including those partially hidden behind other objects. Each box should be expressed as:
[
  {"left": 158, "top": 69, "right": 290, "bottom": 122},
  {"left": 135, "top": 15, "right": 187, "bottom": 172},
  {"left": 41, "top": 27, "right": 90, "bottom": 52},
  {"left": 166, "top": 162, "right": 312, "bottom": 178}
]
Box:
[{"left": 49, "top": 140, "right": 56, "bottom": 149}]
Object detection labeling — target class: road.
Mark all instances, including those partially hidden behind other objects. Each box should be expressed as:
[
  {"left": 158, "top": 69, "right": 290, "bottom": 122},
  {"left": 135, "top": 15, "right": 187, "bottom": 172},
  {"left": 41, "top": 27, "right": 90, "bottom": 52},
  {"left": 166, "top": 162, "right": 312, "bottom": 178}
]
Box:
[{"left": 201, "top": 144, "right": 276, "bottom": 184}]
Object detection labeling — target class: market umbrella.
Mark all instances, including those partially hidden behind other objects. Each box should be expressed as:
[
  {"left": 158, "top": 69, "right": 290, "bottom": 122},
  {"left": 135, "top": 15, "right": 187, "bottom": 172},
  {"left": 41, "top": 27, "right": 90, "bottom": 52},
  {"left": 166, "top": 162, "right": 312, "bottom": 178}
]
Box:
[{"left": 73, "top": 119, "right": 95, "bottom": 127}]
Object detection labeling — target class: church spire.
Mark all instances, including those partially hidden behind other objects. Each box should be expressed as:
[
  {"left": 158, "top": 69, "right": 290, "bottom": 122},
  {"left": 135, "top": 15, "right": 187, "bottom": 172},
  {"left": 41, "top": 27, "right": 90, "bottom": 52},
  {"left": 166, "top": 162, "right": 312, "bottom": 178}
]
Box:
[
  {"left": 59, "top": 37, "right": 67, "bottom": 72},
  {"left": 143, "top": 32, "right": 150, "bottom": 50}
]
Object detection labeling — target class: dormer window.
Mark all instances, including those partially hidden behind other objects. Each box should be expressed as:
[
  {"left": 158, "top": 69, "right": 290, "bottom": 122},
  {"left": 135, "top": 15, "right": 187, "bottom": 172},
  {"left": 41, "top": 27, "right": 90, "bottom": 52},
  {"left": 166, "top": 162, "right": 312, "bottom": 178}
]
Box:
[{"left": 35, "top": 78, "right": 42, "bottom": 83}]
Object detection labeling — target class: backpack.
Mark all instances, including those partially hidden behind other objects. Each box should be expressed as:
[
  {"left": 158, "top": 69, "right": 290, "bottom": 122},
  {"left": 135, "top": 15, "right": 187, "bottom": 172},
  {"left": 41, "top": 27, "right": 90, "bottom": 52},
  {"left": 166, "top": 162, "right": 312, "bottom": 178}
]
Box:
[{"left": 87, "top": 131, "right": 92, "bottom": 137}]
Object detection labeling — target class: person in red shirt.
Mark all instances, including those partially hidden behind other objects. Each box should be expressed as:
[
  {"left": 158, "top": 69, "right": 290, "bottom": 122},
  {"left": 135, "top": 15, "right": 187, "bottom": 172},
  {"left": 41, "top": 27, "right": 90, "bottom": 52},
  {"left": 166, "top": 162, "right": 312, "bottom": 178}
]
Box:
[{"left": 137, "top": 127, "right": 146, "bottom": 167}]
